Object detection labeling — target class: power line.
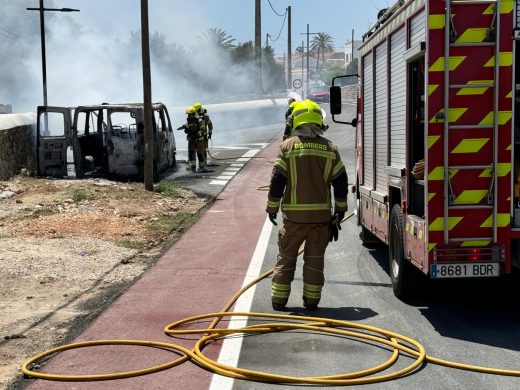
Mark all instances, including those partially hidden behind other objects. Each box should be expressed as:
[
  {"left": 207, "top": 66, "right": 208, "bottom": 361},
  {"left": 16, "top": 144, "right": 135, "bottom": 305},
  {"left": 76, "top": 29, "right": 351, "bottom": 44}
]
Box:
[
  {"left": 0, "top": 25, "right": 20, "bottom": 39},
  {"left": 0, "top": 30, "right": 14, "bottom": 40},
  {"left": 266, "top": 0, "right": 286, "bottom": 17},
  {"left": 268, "top": 8, "right": 287, "bottom": 43}
]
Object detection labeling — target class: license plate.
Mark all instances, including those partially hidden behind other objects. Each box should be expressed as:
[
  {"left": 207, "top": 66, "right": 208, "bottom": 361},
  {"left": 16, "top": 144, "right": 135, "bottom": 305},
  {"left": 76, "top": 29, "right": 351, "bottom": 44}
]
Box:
[{"left": 431, "top": 263, "right": 499, "bottom": 278}]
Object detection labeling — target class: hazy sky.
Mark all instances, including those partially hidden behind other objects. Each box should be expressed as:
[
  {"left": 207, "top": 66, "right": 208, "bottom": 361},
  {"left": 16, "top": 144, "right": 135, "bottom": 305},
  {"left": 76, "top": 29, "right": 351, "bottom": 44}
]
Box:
[
  {"left": 1, "top": 1, "right": 393, "bottom": 112},
  {"left": 28, "top": 0, "right": 393, "bottom": 55}
]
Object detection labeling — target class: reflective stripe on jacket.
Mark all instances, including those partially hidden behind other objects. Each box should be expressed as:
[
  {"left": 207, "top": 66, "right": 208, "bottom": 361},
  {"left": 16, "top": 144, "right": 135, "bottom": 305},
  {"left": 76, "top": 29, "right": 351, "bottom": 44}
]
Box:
[{"left": 266, "top": 135, "right": 348, "bottom": 223}]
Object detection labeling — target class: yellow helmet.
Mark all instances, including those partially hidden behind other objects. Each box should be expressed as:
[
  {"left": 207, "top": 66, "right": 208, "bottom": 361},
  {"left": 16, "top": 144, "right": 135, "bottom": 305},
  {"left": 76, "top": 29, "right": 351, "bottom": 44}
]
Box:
[
  {"left": 292, "top": 99, "right": 323, "bottom": 130},
  {"left": 186, "top": 106, "right": 197, "bottom": 115},
  {"left": 193, "top": 102, "right": 203, "bottom": 112}
]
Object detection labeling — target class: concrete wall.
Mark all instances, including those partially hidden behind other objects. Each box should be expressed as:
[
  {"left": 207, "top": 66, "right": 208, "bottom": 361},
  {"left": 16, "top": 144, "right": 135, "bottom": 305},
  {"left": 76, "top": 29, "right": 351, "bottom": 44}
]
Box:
[{"left": 0, "top": 113, "right": 37, "bottom": 180}]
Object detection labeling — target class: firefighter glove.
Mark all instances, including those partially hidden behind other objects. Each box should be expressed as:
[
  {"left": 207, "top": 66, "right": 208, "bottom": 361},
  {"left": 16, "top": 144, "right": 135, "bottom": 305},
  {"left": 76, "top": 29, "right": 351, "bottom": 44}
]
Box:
[
  {"left": 336, "top": 211, "right": 345, "bottom": 223},
  {"left": 330, "top": 214, "right": 342, "bottom": 242},
  {"left": 268, "top": 213, "right": 278, "bottom": 226}
]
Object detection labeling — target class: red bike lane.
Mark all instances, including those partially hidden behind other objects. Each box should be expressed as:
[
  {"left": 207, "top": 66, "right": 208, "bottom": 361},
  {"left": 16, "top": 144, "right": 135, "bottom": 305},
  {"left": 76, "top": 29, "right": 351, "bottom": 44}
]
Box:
[{"left": 26, "top": 142, "right": 278, "bottom": 390}]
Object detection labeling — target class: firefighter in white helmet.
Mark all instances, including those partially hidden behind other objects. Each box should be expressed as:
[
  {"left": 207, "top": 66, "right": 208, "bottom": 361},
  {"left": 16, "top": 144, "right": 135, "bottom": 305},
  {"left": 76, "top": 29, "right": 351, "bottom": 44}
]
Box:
[{"left": 266, "top": 99, "right": 348, "bottom": 311}]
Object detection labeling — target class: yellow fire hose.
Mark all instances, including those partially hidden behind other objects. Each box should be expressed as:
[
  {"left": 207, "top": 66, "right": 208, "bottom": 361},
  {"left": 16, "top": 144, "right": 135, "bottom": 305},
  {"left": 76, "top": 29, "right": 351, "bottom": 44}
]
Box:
[{"left": 21, "top": 213, "right": 520, "bottom": 384}]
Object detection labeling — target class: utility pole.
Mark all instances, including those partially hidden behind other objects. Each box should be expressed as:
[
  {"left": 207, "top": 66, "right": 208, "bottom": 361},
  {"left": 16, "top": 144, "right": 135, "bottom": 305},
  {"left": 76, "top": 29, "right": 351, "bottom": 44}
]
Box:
[
  {"left": 27, "top": 1, "right": 79, "bottom": 135},
  {"left": 351, "top": 29, "right": 355, "bottom": 69},
  {"left": 287, "top": 6, "right": 292, "bottom": 90},
  {"left": 300, "top": 24, "right": 318, "bottom": 98},
  {"left": 140, "top": 0, "right": 154, "bottom": 191},
  {"left": 255, "top": 0, "right": 262, "bottom": 95},
  {"left": 301, "top": 40, "right": 304, "bottom": 95}
]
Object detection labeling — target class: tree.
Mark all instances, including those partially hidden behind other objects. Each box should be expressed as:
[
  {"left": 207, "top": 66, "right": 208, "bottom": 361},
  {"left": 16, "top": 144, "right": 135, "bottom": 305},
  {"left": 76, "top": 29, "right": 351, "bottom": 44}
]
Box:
[
  {"left": 345, "top": 57, "right": 358, "bottom": 76},
  {"left": 322, "top": 65, "right": 346, "bottom": 86},
  {"left": 310, "top": 32, "right": 334, "bottom": 72},
  {"left": 232, "top": 41, "right": 254, "bottom": 64},
  {"left": 197, "top": 27, "right": 236, "bottom": 50}
]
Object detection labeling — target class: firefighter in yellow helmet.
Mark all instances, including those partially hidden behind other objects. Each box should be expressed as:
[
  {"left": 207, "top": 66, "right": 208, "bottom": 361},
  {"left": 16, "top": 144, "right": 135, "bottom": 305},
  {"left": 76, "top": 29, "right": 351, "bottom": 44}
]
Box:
[
  {"left": 177, "top": 106, "right": 205, "bottom": 172},
  {"left": 266, "top": 99, "right": 348, "bottom": 311},
  {"left": 193, "top": 102, "right": 213, "bottom": 168}
]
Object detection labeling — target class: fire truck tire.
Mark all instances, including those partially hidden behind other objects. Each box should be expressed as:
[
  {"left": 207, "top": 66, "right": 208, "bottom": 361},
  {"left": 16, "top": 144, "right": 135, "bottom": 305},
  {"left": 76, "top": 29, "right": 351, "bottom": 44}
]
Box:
[{"left": 389, "top": 204, "right": 415, "bottom": 299}]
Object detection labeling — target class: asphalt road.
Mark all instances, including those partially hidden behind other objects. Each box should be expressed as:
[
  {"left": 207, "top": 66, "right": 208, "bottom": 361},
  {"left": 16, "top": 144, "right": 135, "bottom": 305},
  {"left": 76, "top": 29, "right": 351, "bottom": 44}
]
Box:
[
  {"left": 195, "top": 103, "right": 520, "bottom": 389},
  {"left": 21, "top": 102, "right": 520, "bottom": 389}
]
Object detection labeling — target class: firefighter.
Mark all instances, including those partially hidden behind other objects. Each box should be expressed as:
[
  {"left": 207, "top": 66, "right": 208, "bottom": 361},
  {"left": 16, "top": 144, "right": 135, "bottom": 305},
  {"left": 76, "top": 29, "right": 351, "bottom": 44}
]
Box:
[
  {"left": 283, "top": 98, "right": 298, "bottom": 140},
  {"left": 193, "top": 102, "right": 213, "bottom": 168},
  {"left": 266, "top": 99, "right": 348, "bottom": 311},
  {"left": 178, "top": 107, "right": 205, "bottom": 172}
]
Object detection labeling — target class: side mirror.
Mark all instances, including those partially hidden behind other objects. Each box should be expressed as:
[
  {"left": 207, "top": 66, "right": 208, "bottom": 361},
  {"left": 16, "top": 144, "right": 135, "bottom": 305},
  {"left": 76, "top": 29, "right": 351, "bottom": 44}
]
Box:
[
  {"left": 330, "top": 86, "right": 342, "bottom": 115},
  {"left": 330, "top": 73, "right": 359, "bottom": 126}
]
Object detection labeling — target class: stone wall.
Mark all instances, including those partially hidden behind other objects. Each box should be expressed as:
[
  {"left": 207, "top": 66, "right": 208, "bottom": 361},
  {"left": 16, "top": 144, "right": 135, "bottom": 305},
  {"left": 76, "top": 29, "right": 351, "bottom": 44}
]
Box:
[
  {"left": 0, "top": 113, "right": 37, "bottom": 180},
  {"left": 0, "top": 105, "right": 12, "bottom": 114}
]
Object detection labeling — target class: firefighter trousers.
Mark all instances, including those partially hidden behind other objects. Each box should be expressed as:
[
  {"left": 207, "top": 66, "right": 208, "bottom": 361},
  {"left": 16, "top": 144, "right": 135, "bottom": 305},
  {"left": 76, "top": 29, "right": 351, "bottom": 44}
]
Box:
[
  {"left": 187, "top": 138, "right": 206, "bottom": 170},
  {"left": 271, "top": 220, "right": 330, "bottom": 306}
]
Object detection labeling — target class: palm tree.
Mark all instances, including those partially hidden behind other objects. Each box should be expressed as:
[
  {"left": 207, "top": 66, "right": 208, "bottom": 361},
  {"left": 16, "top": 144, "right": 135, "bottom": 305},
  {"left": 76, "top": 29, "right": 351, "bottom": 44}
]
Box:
[
  {"left": 197, "top": 27, "right": 236, "bottom": 50},
  {"left": 310, "top": 32, "right": 334, "bottom": 72}
]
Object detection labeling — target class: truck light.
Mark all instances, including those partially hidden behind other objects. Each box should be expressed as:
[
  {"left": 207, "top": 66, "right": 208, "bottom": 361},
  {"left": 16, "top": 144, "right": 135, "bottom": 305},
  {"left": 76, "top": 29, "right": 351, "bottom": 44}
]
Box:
[{"left": 434, "top": 247, "right": 493, "bottom": 263}]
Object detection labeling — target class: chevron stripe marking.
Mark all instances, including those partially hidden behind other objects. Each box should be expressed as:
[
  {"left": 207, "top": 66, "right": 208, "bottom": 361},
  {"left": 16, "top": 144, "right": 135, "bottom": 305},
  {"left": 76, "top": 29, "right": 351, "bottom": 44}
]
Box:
[
  {"left": 456, "top": 28, "right": 488, "bottom": 43},
  {"left": 429, "top": 108, "right": 468, "bottom": 123},
  {"left": 429, "top": 14, "right": 445, "bottom": 29},
  {"left": 480, "top": 214, "right": 510, "bottom": 228},
  {"left": 429, "top": 56, "right": 466, "bottom": 72},
  {"left": 461, "top": 240, "right": 491, "bottom": 247},
  {"left": 479, "top": 111, "right": 512, "bottom": 126},
  {"left": 484, "top": 52, "right": 513, "bottom": 67},
  {"left": 430, "top": 217, "right": 463, "bottom": 231},
  {"left": 453, "top": 190, "right": 488, "bottom": 204},
  {"left": 452, "top": 138, "right": 489, "bottom": 154},
  {"left": 479, "top": 163, "right": 512, "bottom": 178},
  {"left": 483, "top": 0, "right": 514, "bottom": 14},
  {"left": 428, "top": 135, "right": 441, "bottom": 149}
]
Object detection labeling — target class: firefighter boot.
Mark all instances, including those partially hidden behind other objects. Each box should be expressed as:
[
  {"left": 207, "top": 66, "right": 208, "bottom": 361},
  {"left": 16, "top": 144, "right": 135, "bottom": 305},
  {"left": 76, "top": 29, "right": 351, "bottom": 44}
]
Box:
[
  {"left": 272, "top": 302, "right": 286, "bottom": 311},
  {"left": 303, "top": 296, "right": 319, "bottom": 311}
]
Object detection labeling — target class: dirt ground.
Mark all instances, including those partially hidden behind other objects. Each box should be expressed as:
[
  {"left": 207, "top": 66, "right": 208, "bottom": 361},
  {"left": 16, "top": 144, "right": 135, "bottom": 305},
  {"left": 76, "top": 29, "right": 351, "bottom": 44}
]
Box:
[{"left": 0, "top": 175, "right": 208, "bottom": 389}]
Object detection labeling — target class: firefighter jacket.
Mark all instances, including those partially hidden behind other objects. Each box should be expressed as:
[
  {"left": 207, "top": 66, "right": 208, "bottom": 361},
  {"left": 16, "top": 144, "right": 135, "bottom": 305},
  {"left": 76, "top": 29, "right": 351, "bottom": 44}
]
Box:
[
  {"left": 266, "top": 135, "right": 348, "bottom": 223},
  {"left": 198, "top": 109, "right": 213, "bottom": 139},
  {"left": 182, "top": 117, "right": 204, "bottom": 142}
]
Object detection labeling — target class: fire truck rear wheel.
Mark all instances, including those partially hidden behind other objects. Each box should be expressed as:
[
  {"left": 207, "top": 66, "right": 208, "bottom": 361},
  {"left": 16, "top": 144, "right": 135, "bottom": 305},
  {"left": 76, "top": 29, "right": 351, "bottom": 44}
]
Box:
[{"left": 389, "top": 204, "right": 415, "bottom": 299}]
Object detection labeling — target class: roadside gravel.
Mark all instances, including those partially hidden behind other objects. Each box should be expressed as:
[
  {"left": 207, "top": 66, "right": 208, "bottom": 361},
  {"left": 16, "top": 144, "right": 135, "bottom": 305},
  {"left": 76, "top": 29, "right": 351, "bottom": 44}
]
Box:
[{"left": 0, "top": 176, "right": 208, "bottom": 389}]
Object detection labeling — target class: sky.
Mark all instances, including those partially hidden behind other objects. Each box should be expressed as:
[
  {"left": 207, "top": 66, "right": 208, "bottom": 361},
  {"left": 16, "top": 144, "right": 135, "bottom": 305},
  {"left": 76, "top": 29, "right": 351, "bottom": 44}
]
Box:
[
  {"left": 0, "top": 0, "right": 392, "bottom": 113},
  {"left": 43, "top": 0, "right": 392, "bottom": 55}
]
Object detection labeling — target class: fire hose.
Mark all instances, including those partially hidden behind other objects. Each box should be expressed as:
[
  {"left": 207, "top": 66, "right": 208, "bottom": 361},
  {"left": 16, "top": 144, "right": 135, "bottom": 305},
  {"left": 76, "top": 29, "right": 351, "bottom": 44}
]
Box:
[{"left": 21, "top": 212, "right": 520, "bottom": 384}]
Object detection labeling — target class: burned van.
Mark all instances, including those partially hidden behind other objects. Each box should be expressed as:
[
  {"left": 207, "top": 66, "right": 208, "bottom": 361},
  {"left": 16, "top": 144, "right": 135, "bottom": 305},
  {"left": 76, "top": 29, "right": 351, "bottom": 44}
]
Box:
[{"left": 37, "top": 103, "right": 176, "bottom": 179}]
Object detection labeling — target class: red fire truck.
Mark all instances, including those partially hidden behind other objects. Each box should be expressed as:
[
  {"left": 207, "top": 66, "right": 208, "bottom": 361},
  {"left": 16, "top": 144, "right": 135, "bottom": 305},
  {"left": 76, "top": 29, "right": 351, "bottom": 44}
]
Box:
[{"left": 330, "top": 0, "right": 520, "bottom": 298}]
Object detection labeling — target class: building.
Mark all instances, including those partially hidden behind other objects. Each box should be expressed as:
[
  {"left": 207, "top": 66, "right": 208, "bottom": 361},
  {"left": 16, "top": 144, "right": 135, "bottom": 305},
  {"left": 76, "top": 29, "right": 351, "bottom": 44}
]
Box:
[{"left": 344, "top": 39, "right": 362, "bottom": 68}]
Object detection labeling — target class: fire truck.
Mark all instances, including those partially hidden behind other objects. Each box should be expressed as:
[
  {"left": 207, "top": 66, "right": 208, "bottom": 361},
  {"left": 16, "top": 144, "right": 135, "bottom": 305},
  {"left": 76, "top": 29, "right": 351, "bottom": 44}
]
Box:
[{"left": 330, "top": 0, "right": 520, "bottom": 298}]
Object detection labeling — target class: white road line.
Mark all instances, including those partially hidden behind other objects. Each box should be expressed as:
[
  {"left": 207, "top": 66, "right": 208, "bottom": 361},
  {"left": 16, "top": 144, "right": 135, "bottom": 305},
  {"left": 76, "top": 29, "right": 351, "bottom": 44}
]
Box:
[
  {"left": 210, "top": 145, "right": 250, "bottom": 150},
  {"left": 209, "top": 180, "right": 228, "bottom": 186},
  {"left": 208, "top": 216, "right": 273, "bottom": 390},
  {"left": 211, "top": 175, "right": 234, "bottom": 181},
  {"left": 224, "top": 168, "right": 241, "bottom": 172},
  {"left": 208, "top": 150, "right": 256, "bottom": 186},
  {"left": 237, "top": 149, "right": 260, "bottom": 162}
]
